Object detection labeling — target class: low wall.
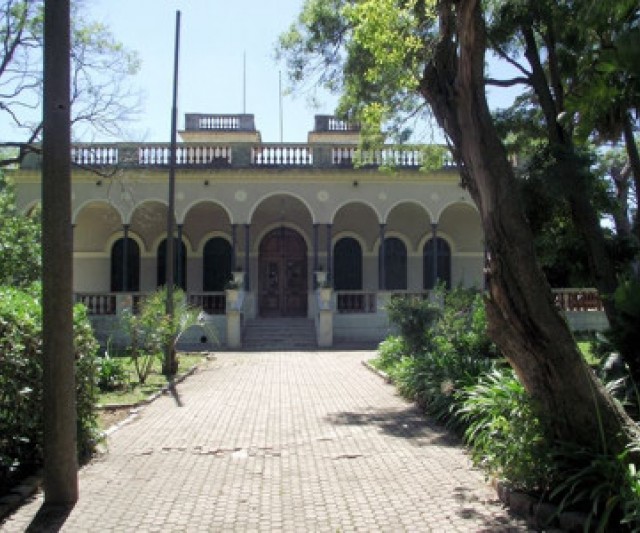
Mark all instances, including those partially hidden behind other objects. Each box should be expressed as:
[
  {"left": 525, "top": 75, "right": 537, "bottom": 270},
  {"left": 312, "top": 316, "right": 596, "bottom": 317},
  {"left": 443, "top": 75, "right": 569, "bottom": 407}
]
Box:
[
  {"left": 88, "top": 314, "right": 225, "bottom": 353},
  {"left": 333, "top": 312, "right": 391, "bottom": 346},
  {"left": 563, "top": 311, "right": 609, "bottom": 333}
]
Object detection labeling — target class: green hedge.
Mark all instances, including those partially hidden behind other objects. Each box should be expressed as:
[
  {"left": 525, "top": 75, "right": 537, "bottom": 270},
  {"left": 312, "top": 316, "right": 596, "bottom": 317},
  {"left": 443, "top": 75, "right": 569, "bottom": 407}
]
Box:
[{"left": 0, "top": 285, "right": 99, "bottom": 494}]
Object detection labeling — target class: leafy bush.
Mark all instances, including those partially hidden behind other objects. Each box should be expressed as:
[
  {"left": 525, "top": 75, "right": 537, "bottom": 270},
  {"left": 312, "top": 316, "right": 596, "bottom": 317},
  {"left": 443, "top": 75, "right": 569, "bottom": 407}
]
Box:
[
  {"left": 96, "top": 353, "right": 128, "bottom": 392},
  {"left": 385, "top": 295, "right": 441, "bottom": 353},
  {"left": 0, "top": 285, "right": 99, "bottom": 493},
  {"left": 121, "top": 287, "right": 205, "bottom": 381},
  {"left": 374, "top": 335, "right": 408, "bottom": 371},
  {"left": 551, "top": 445, "right": 640, "bottom": 532},
  {"left": 378, "top": 287, "right": 496, "bottom": 428},
  {"left": 457, "top": 367, "right": 556, "bottom": 493}
]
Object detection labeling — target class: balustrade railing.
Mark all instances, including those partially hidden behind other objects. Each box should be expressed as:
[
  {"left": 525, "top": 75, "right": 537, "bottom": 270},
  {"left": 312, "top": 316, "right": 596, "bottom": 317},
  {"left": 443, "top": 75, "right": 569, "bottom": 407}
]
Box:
[
  {"left": 252, "top": 145, "right": 313, "bottom": 166},
  {"left": 139, "top": 145, "right": 231, "bottom": 166},
  {"left": 188, "top": 292, "right": 226, "bottom": 315},
  {"left": 71, "top": 145, "right": 119, "bottom": 166},
  {"left": 552, "top": 289, "right": 603, "bottom": 312},
  {"left": 336, "top": 291, "right": 377, "bottom": 313},
  {"left": 75, "top": 293, "right": 117, "bottom": 315}
]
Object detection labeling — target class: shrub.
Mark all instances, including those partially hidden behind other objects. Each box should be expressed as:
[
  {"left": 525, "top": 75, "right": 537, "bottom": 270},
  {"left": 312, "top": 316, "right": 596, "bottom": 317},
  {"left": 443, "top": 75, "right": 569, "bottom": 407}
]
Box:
[
  {"left": 121, "top": 287, "right": 206, "bottom": 381},
  {"left": 0, "top": 285, "right": 99, "bottom": 493},
  {"left": 457, "top": 367, "right": 556, "bottom": 493},
  {"left": 96, "top": 352, "right": 128, "bottom": 392},
  {"left": 385, "top": 295, "right": 441, "bottom": 353},
  {"left": 550, "top": 445, "right": 640, "bottom": 532},
  {"left": 379, "top": 287, "right": 496, "bottom": 429},
  {"left": 374, "top": 336, "right": 408, "bottom": 372}
]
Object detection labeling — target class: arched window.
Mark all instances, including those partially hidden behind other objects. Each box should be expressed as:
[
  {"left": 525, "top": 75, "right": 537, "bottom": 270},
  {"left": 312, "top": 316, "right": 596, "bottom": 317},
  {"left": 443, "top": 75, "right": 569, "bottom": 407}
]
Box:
[
  {"left": 111, "top": 237, "right": 140, "bottom": 292},
  {"left": 381, "top": 237, "right": 407, "bottom": 290},
  {"left": 157, "top": 238, "right": 187, "bottom": 290},
  {"left": 333, "top": 237, "right": 362, "bottom": 290},
  {"left": 203, "top": 237, "right": 232, "bottom": 291},
  {"left": 424, "top": 237, "right": 451, "bottom": 289}
]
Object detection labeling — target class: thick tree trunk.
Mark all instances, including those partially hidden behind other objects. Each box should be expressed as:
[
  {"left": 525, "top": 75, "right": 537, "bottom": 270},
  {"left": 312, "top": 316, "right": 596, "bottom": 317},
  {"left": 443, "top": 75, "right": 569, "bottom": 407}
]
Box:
[{"left": 420, "top": 0, "right": 637, "bottom": 452}]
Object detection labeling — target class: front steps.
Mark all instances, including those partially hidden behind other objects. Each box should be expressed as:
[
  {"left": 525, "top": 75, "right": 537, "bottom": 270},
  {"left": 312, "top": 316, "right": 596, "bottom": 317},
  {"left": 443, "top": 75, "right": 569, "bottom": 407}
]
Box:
[{"left": 242, "top": 317, "right": 317, "bottom": 351}]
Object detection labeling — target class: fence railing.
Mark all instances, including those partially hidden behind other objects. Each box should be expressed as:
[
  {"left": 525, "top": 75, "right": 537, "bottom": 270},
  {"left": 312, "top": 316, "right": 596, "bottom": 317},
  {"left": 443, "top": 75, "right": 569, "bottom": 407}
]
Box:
[
  {"left": 336, "top": 291, "right": 377, "bottom": 313},
  {"left": 47, "top": 142, "right": 459, "bottom": 171},
  {"left": 75, "top": 293, "right": 117, "bottom": 315},
  {"left": 552, "top": 289, "right": 604, "bottom": 312},
  {"left": 251, "top": 145, "right": 313, "bottom": 166},
  {"left": 188, "top": 292, "right": 226, "bottom": 315}
]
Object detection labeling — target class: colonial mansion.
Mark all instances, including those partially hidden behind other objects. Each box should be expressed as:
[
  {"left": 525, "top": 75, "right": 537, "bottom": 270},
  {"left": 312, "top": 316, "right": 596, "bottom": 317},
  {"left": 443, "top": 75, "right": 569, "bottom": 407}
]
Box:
[{"left": 13, "top": 114, "right": 486, "bottom": 348}]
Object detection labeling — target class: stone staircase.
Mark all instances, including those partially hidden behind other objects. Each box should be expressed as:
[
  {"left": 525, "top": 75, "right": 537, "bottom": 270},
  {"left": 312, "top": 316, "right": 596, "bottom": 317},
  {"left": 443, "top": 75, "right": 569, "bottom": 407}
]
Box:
[{"left": 242, "top": 317, "right": 317, "bottom": 350}]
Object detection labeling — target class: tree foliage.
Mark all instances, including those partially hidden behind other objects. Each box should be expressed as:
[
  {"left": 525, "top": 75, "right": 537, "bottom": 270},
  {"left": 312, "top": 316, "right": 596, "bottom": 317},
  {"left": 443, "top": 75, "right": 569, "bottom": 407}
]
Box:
[
  {"left": 0, "top": 172, "right": 40, "bottom": 286},
  {"left": 278, "top": 0, "right": 639, "bottom": 453}
]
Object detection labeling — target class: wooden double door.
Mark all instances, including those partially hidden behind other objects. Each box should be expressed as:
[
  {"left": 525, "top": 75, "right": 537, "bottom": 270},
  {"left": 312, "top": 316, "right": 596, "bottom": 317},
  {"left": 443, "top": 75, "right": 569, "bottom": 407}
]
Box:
[{"left": 259, "top": 228, "right": 307, "bottom": 317}]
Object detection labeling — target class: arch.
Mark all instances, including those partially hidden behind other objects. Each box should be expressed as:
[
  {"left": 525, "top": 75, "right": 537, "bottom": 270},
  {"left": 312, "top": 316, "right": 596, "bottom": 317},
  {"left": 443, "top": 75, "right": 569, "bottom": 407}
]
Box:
[
  {"left": 331, "top": 199, "right": 381, "bottom": 223},
  {"left": 181, "top": 199, "right": 233, "bottom": 226},
  {"left": 196, "top": 231, "right": 231, "bottom": 255},
  {"left": 157, "top": 238, "right": 187, "bottom": 289},
  {"left": 423, "top": 237, "right": 452, "bottom": 290},
  {"left": 380, "top": 236, "right": 407, "bottom": 290},
  {"left": 248, "top": 191, "right": 315, "bottom": 225},
  {"left": 110, "top": 237, "right": 140, "bottom": 292},
  {"left": 21, "top": 200, "right": 42, "bottom": 218},
  {"left": 72, "top": 199, "right": 124, "bottom": 224},
  {"left": 253, "top": 222, "right": 311, "bottom": 254},
  {"left": 435, "top": 198, "right": 479, "bottom": 222},
  {"left": 105, "top": 230, "right": 147, "bottom": 255},
  {"left": 383, "top": 199, "right": 434, "bottom": 225},
  {"left": 332, "top": 201, "right": 380, "bottom": 252},
  {"left": 437, "top": 202, "right": 484, "bottom": 253},
  {"left": 333, "top": 237, "right": 363, "bottom": 291},
  {"left": 203, "top": 237, "right": 233, "bottom": 291}
]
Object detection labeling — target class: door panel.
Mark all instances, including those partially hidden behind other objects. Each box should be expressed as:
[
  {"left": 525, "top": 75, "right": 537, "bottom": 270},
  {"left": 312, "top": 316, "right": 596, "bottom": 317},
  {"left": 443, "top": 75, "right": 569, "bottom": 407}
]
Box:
[{"left": 259, "top": 228, "right": 307, "bottom": 316}]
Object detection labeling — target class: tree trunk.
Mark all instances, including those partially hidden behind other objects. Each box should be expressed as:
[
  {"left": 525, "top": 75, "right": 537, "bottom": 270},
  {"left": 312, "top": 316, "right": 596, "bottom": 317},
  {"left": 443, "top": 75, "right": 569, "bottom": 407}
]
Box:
[
  {"left": 622, "top": 112, "right": 640, "bottom": 240},
  {"left": 420, "top": 0, "right": 637, "bottom": 452},
  {"left": 42, "top": 0, "right": 78, "bottom": 505}
]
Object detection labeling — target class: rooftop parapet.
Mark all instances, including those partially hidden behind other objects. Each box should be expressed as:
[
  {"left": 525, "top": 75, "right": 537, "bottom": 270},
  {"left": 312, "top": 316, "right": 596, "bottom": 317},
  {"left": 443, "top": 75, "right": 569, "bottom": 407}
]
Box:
[
  {"left": 179, "top": 113, "right": 261, "bottom": 143},
  {"left": 308, "top": 115, "right": 360, "bottom": 144}
]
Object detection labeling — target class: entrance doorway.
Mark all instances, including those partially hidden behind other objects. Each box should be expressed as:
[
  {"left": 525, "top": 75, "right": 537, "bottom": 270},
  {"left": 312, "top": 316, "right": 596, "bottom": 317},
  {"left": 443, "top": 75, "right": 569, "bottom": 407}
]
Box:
[{"left": 259, "top": 227, "right": 308, "bottom": 317}]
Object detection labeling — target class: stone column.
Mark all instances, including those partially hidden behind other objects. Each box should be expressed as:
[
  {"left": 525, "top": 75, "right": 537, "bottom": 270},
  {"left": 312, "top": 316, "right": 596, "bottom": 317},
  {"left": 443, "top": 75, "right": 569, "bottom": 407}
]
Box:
[
  {"left": 176, "top": 224, "right": 183, "bottom": 289},
  {"left": 232, "top": 223, "right": 238, "bottom": 270},
  {"left": 379, "top": 223, "right": 386, "bottom": 290},
  {"left": 325, "top": 224, "right": 332, "bottom": 282},
  {"left": 431, "top": 222, "right": 438, "bottom": 288},
  {"left": 244, "top": 223, "right": 250, "bottom": 290},
  {"left": 122, "top": 224, "right": 130, "bottom": 291}
]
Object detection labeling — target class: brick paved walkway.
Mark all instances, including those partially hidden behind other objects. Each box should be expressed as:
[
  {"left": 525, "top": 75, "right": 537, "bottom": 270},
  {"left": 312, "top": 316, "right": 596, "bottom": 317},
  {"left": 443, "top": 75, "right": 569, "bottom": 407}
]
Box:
[{"left": 2, "top": 351, "right": 529, "bottom": 532}]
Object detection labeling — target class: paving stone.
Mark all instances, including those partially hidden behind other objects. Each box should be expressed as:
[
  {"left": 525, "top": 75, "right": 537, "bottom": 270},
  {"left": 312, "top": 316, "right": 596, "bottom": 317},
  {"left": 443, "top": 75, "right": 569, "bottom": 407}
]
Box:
[{"left": 1, "top": 350, "right": 530, "bottom": 532}]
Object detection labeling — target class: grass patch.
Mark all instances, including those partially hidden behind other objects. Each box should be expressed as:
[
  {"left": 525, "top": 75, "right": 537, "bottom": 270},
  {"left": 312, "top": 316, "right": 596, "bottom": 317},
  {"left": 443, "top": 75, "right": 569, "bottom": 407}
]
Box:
[
  {"left": 577, "top": 340, "right": 599, "bottom": 366},
  {"left": 98, "top": 353, "right": 207, "bottom": 406}
]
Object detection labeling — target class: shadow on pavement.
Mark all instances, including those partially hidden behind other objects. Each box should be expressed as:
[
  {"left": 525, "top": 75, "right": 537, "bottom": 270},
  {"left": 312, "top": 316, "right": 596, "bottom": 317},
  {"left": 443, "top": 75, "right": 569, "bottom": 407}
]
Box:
[
  {"left": 324, "top": 405, "right": 460, "bottom": 447},
  {"left": 24, "top": 503, "right": 73, "bottom": 533}
]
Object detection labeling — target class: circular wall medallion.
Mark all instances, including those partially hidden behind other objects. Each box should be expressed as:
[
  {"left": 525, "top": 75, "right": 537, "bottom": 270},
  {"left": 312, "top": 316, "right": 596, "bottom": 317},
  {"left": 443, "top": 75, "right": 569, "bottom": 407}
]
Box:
[
  {"left": 378, "top": 192, "right": 387, "bottom": 201},
  {"left": 176, "top": 191, "right": 185, "bottom": 201},
  {"left": 317, "top": 191, "right": 329, "bottom": 202},
  {"left": 430, "top": 192, "right": 440, "bottom": 202},
  {"left": 235, "top": 190, "right": 247, "bottom": 202}
]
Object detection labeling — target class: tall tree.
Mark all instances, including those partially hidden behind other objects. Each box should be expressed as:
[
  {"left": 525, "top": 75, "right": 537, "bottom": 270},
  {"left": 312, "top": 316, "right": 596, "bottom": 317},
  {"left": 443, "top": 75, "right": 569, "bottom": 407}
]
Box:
[
  {"left": 279, "top": 0, "right": 638, "bottom": 452},
  {"left": 0, "top": 0, "right": 140, "bottom": 165}
]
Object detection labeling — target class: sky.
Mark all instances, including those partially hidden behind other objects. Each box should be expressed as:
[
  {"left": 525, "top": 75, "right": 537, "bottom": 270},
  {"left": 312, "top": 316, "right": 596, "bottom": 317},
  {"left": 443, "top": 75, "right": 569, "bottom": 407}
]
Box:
[
  {"left": 88, "top": 0, "right": 339, "bottom": 143},
  {"left": 0, "top": 0, "right": 521, "bottom": 145}
]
